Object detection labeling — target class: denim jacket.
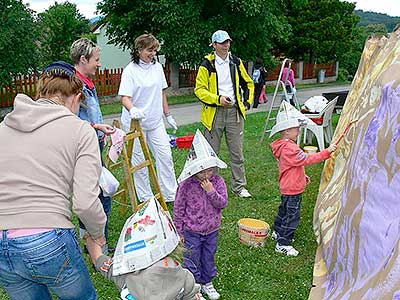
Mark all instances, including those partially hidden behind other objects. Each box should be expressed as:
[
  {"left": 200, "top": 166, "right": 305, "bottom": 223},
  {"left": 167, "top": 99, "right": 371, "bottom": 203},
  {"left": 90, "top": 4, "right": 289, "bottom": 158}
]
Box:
[{"left": 79, "top": 84, "right": 104, "bottom": 140}]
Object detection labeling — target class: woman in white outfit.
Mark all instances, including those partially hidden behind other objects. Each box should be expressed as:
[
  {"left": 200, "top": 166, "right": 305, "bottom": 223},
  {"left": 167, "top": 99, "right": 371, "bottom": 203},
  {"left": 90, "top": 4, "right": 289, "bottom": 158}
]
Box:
[{"left": 119, "top": 33, "right": 178, "bottom": 202}]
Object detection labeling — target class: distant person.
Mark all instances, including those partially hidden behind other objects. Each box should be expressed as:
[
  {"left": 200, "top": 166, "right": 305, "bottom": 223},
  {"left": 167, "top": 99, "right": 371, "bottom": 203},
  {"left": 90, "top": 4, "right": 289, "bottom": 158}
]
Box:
[
  {"left": 195, "top": 30, "right": 254, "bottom": 198},
  {"left": 0, "top": 62, "right": 106, "bottom": 299},
  {"left": 119, "top": 33, "right": 178, "bottom": 202},
  {"left": 71, "top": 38, "right": 115, "bottom": 254},
  {"left": 281, "top": 66, "right": 296, "bottom": 106},
  {"left": 269, "top": 104, "right": 336, "bottom": 256},
  {"left": 252, "top": 57, "right": 268, "bottom": 108},
  {"left": 174, "top": 131, "right": 228, "bottom": 300}
]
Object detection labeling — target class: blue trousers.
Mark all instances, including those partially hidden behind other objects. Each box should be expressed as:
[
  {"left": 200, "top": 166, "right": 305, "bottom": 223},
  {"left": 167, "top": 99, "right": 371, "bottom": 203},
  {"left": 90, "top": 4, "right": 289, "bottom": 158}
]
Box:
[
  {"left": 183, "top": 230, "right": 219, "bottom": 284},
  {"left": 274, "top": 194, "right": 302, "bottom": 246},
  {"left": 79, "top": 140, "right": 112, "bottom": 240},
  {"left": 0, "top": 229, "right": 97, "bottom": 300}
]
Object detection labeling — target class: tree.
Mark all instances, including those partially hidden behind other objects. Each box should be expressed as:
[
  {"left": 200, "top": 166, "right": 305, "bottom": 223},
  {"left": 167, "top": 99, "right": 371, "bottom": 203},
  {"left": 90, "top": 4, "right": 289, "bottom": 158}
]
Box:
[
  {"left": 36, "top": 2, "right": 91, "bottom": 67},
  {"left": 340, "top": 23, "right": 388, "bottom": 77},
  {"left": 0, "top": 0, "right": 40, "bottom": 86},
  {"left": 97, "top": 0, "right": 291, "bottom": 66},
  {"left": 283, "top": 0, "right": 359, "bottom": 64}
]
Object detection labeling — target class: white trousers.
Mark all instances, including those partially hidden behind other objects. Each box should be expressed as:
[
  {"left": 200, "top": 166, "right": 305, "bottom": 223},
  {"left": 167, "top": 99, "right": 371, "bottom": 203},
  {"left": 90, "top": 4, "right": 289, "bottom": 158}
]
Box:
[{"left": 123, "top": 121, "right": 177, "bottom": 202}]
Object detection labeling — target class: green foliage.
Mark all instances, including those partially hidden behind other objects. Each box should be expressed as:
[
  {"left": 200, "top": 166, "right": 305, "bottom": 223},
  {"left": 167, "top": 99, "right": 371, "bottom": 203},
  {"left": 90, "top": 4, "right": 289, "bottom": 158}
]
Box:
[
  {"left": 283, "top": 0, "right": 359, "bottom": 63},
  {"left": 339, "top": 23, "right": 388, "bottom": 77},
  {"left": 36, "top": 2, "right": 91, "bottom": 67},
  {"left": 337, "top": 67, "right": 350, "bottom": 81},
  {"left": 97, "top": 0, "right": 291, "bottom": 64},
  {"left": 355, "top": 9, "right": 400, "bottom": 32},
  {"left": 362, "top": 23, "right": 388, "bottom": 37},
  {"left": 0, "top": 0, "right": 40, "bottom": 87}
]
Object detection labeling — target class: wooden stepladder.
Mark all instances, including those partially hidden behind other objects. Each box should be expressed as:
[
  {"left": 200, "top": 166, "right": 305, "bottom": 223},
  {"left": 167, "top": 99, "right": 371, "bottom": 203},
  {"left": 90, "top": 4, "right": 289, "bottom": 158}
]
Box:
[{"left": 104, "top": 119, "right": 167, "bottom": 213}]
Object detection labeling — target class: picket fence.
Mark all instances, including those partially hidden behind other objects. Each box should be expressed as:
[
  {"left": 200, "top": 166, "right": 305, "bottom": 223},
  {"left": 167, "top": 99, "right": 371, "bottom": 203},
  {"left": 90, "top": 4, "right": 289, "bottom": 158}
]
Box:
[{"left": 1, "top": 62, "right": 335, "bottom": 108}]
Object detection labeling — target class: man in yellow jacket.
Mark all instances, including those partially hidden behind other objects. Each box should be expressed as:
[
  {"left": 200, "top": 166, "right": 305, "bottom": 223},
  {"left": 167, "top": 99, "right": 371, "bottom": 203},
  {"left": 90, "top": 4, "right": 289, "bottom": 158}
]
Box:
[{"left": 195, "top": 30, "right": 254, "bottom": 198}]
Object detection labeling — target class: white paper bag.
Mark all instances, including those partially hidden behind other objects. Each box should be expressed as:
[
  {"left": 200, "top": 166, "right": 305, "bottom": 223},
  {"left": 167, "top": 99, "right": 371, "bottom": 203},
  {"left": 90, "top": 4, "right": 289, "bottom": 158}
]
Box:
[{"left": 99, "top": 166, "right": 119, "bottom": 197}]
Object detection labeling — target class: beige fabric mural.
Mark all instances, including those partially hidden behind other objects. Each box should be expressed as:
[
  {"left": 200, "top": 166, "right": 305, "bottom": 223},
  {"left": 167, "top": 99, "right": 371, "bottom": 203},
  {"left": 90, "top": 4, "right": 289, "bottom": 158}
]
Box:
[{"left": 309, "top": 28, "right": 400, "bottom": 300}]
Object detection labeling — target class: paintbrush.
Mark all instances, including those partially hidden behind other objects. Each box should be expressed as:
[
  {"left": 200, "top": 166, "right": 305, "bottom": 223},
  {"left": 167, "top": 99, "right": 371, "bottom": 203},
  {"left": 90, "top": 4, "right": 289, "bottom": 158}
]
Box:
[{"left": 334, "top": 119, "right": 358, "bottom": 146}]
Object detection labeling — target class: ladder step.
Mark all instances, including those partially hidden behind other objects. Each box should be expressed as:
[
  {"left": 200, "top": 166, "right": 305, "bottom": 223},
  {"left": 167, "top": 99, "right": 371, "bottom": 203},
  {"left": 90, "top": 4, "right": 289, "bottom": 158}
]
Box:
[
  {"left": 113, "top": 189, "right": 126, "bottom": 197},
  {"left": 108, "top": 161, "right": 123, "bottom": 169},
  {"left": 130, "top": 160, "right": 152, "bottom": 172},
  {"left": 126, "top": 132, "right": 141, "bottom": 140}
]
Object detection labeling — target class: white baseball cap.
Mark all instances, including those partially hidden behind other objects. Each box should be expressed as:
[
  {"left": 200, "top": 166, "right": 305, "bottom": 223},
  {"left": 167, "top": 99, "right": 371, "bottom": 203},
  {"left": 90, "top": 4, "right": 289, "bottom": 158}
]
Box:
[{"left": 210, "top": 30, "right": 232, "bottom": 46}]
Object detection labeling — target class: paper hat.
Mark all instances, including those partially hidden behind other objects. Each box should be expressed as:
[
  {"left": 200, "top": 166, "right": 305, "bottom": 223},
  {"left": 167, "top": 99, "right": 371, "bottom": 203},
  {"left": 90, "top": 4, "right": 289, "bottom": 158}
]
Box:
[
  {"left": 303, "top": 95, "right": 328, "bottom": 113},
  {"left": 270, "top": 101, "right": 312, "bottom": 137},
  {"left": 177, "top": 130, "right": 227, "bottom": 183},
  {"left": 112, "top": 197, "right": 180, "bottom": 276}
]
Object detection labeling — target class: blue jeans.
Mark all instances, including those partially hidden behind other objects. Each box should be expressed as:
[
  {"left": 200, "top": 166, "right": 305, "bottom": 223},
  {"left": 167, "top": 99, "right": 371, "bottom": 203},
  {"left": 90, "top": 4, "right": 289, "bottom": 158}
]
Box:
[
  {"left": 0, "top": 229, "right": 97, "bottom": 300},
  {"left": 274, "top": 194, "right": 302, "bottom": 246},
  {"left": 79, "top": 190, "right": 112, "bottom": 240},
  {"left": 79, "top": 140, "right": 112, "bottom": 240}
]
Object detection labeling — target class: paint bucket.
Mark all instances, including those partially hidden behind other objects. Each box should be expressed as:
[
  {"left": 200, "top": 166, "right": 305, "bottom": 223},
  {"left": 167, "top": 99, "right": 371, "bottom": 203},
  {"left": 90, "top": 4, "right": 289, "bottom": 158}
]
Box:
[
  {"left": 176, "top": 135, "right": 194, "bottom": 149},
  {"left": 238, "top": 218, "right": 270, "bottom": 247},
  {"left": 304, "top": 146, "right": 318, "bottom": 154}
]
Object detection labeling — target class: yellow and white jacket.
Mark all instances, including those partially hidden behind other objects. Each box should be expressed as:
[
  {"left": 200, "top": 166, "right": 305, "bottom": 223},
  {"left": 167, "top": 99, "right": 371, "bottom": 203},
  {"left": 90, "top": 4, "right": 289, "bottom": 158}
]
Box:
[{"left": 194, "top": 52, "right": 254, "bottom": 131}]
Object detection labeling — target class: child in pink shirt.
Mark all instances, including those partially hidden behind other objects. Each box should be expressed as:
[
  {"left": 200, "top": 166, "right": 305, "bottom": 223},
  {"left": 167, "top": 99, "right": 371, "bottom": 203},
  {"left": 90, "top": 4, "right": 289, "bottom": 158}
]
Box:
[{"left": 270, "top": 104, "right": 336, "bottom": 256}]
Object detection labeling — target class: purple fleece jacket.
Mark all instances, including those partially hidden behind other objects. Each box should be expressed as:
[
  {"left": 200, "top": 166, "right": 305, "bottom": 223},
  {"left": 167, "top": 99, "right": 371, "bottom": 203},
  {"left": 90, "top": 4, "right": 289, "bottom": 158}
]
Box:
[{"left": 173, "top": 175, "right": 228, "bottom": 237}]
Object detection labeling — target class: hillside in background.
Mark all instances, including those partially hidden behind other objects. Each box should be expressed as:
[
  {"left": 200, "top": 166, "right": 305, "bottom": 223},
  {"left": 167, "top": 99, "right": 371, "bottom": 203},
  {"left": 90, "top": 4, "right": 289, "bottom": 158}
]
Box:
[{"left": 355, "top": 10, "right": 400, "bottom": 31}]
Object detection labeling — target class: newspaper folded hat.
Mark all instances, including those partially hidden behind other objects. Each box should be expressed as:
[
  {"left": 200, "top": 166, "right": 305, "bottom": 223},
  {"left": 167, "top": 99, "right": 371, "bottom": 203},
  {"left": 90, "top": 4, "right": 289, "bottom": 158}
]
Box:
[
  {"left": 303, "top": 95, "right": 328, "bottom": 113},
  {"left": 270, "top": 101, "right": 312, "bottom": 138},
  {"left": 177, "top": 130, "right": 227, "bottom": 183},
  {"left": 112, "top": 197, "right": 179, "bottom": 276}
]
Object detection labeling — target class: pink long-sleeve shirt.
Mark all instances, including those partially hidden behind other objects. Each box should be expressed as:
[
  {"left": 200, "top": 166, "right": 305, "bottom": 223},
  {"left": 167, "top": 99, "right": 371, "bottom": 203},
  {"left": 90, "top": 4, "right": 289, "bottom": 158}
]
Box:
[
  {"left": 282, "top": 67, "right": 296, "bottom": 87},
  {"left": 271, "top": 138, "right": 331, "bottom": 195}
]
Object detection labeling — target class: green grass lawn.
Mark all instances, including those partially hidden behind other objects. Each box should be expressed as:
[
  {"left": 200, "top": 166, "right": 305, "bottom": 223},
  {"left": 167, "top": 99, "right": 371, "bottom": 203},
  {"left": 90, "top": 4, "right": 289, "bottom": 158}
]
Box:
[{"left": 0, "top": 111, "right": 341, "bottom": 300}]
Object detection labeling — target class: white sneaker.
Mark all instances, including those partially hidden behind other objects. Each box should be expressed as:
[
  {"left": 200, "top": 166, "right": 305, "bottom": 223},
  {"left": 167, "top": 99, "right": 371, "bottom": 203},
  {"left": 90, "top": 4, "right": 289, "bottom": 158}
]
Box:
[
  {"left": 271, "top": 231, "right": 278, "bottom": 240},
  {"left": 201, "top": 282, "right": 220, "bottom": 300},
  {"left": 236, "top": 188, "right": 252, "bottom": 198},
  {"left": 275, "top": 243, "right": 299, "bottom": 257}
]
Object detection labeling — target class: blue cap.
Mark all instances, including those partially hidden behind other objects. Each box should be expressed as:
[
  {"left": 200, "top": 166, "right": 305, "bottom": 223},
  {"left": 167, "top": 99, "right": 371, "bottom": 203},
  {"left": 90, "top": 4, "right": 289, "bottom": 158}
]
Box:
[
  {"left": 44, "top": 61, "right": 75, "bottom": 77},
  {"left": 210, "top": 30, "right": 232, "bottom": 45}
]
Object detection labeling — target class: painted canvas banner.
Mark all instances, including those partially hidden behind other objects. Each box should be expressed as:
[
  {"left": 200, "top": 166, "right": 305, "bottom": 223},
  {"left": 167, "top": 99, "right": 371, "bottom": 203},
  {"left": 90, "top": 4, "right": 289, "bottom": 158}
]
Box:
[{"left": 310, "top": 29, "right": 400, "bottom": 299}]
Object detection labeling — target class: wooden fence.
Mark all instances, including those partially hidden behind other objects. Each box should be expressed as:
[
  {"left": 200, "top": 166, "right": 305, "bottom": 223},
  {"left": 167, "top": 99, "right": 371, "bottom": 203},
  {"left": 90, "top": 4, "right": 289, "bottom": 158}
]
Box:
[
  {"left": 1, "top": 66, "right": 173, "bottom": 108},
  {"left": 179, "top": 64, "right": 197, "bottom": 88},
  {"left": 1, "top": 61, "right": 336, "bottom": 108},
  {"left": 302, "top": 62, "right": 336, "bottom": 80}
]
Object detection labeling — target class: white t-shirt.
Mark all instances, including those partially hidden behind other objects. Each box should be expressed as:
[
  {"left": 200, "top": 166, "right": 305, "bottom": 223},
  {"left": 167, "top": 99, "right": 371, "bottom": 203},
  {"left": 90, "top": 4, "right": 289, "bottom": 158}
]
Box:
[
  {"left": 215, "top": 53, "right": 236, "bottom": 103},
  {"left": 119, "top": 61, "right": 168, "bottom": 131}
]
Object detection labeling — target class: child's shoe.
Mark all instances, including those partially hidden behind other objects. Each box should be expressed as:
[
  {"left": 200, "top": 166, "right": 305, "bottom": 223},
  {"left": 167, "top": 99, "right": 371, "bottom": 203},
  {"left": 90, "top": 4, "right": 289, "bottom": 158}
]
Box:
[
  {"left": 275, "top": 243, "right": 299, "bottom": 257},
  {"left": 271, "top": 231, "right": 278, "bottom": 240},
  {"left": 201, "top": 282, "right": 220, "bottom": 300}
]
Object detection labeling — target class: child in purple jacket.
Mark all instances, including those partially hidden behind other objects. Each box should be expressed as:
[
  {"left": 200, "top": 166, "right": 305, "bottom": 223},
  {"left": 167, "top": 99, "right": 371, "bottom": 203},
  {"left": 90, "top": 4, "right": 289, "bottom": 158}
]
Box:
[{"left": 174, "top": 130, "right": 228, "bottom": 300}]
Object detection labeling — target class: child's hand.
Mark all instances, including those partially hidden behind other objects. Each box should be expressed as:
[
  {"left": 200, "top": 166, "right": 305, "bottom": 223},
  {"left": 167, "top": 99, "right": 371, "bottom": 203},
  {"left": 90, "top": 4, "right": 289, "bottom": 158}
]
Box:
[
  {"left": 306, "top": 175, "right": 310, "bottom": 184},
  {"left": 201, "top": 179, "right": 214, "bottom": 192},
  {"left": 180, "top": 236, "right": 185, "bottom": 244},
  {"left": 328, "top": 144, "right": 337, "bottom": 153}
]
